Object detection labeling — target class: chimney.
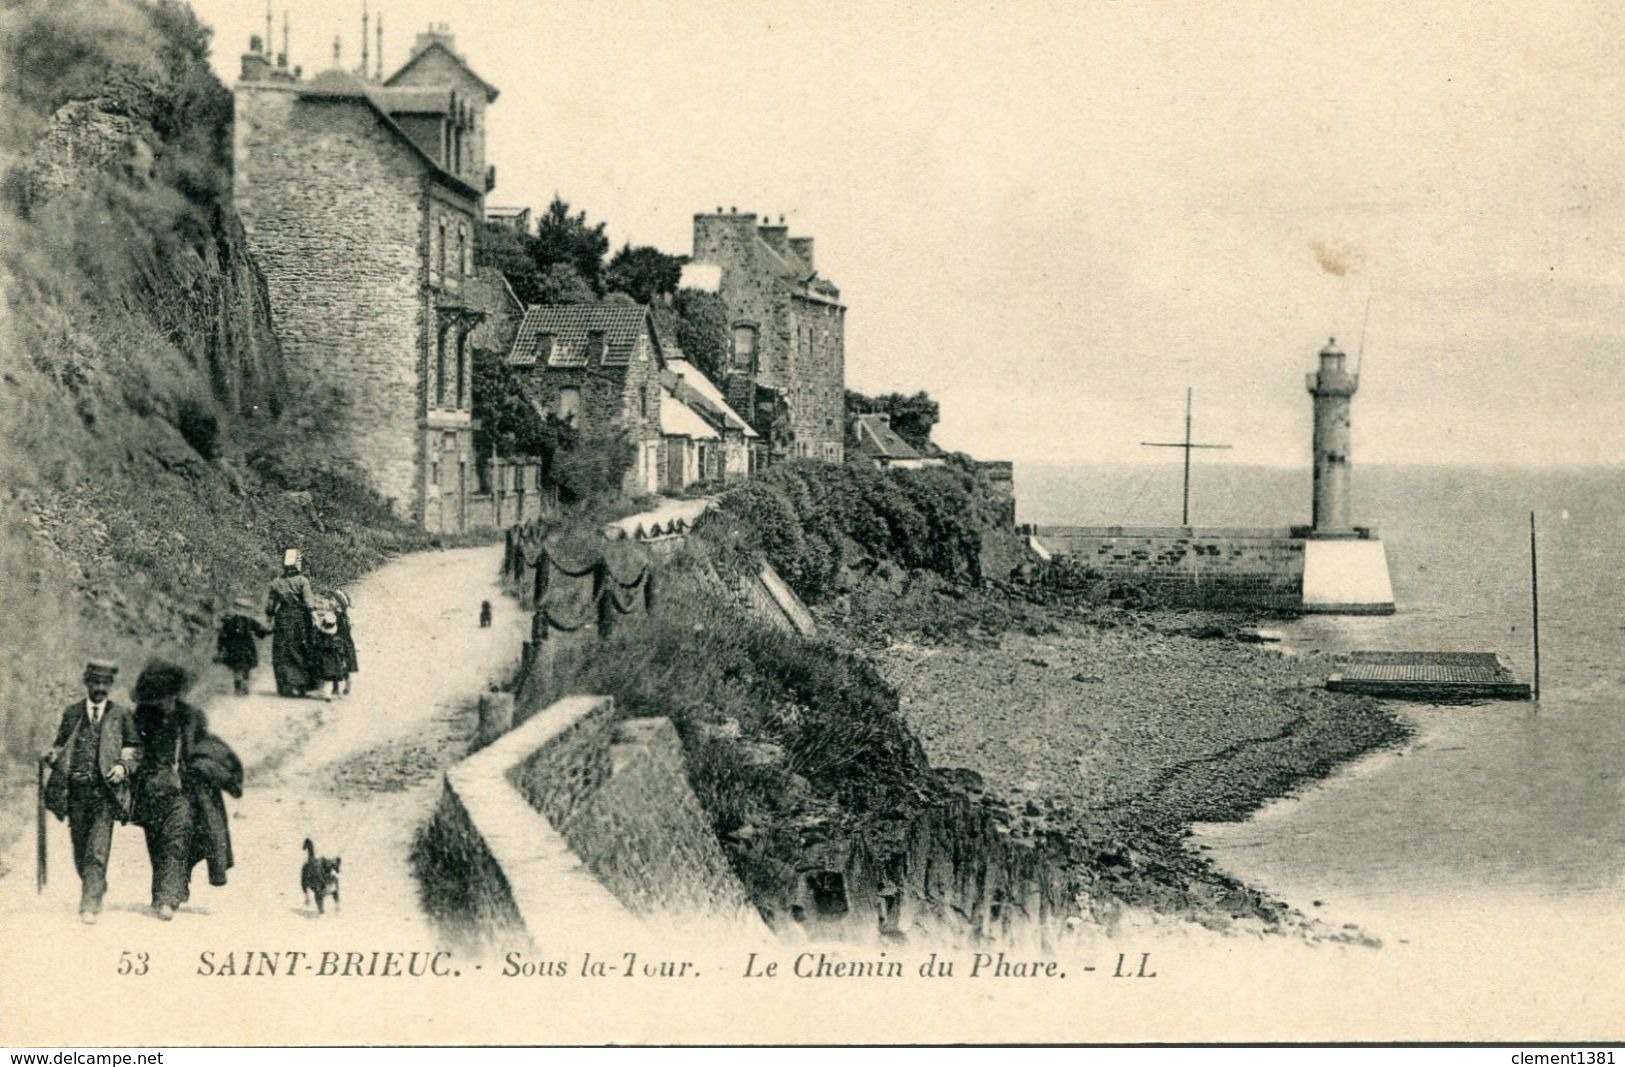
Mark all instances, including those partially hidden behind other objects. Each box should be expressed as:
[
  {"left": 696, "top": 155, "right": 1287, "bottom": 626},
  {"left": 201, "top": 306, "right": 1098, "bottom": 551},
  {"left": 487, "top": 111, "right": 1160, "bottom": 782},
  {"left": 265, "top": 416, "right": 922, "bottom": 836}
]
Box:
[
  {"left": 241, "top": 36, "right": 271, "bottom": 81},
  {"left": 360, "top": 1, "right": 370, "bottom": 79},
  {"left": 376, "top": 8, "right": 384, "bottom": 80},
  {"left": 788, "top": 237, "right": 815, "bottom": 270},
  {"left": 757, "top": 221, "right": 790, "bottom": 255},
  {"left": 412, "top": 23, "right": 456, "bottom": 58}
]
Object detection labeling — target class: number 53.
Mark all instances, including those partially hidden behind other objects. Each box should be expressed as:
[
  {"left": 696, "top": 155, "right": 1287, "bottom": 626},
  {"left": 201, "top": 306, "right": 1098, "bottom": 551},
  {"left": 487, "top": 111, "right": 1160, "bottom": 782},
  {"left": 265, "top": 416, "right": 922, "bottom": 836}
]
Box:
[{"left": 118, "top": 951, "right": 149, "bottom": 976}]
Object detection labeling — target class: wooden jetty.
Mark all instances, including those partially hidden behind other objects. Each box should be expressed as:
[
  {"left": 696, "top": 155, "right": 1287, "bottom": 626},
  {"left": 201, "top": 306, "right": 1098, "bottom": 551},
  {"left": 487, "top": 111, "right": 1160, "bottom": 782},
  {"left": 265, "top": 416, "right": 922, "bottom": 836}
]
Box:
[{"left": 1327, "top": 651, "right": 1532, "bottom": 701}]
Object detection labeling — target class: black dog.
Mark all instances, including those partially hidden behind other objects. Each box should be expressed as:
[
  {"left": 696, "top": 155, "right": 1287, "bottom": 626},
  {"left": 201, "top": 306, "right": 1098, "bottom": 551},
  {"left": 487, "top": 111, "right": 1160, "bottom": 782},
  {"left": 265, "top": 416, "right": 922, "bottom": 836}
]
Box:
[
  {"left": 479, "top": 600, "right": 492, "bottom": 628},
  {"left": 301, "top": 838, "right": 341, "bottom": 915}
]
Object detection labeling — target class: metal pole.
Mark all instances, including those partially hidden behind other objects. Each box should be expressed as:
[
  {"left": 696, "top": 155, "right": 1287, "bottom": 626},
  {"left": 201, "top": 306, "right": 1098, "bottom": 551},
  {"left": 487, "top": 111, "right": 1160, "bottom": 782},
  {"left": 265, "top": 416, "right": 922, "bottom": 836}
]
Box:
[
  {"left": 37, "top": 757, "right": 48, "bottom": 893},
  {"left": 1530, "top": 510, "right": 1541, "bottom": 702},
  {"left": 1182, "top": 388, "right": 1192, "bottom": 526}
]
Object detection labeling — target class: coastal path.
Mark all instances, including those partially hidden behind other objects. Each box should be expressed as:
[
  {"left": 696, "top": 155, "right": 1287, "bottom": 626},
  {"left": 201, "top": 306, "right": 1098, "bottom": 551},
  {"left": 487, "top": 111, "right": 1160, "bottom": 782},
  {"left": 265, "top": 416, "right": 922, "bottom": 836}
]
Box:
[{"left": 0, "top": 544, "right": 526, "bottom": 971}]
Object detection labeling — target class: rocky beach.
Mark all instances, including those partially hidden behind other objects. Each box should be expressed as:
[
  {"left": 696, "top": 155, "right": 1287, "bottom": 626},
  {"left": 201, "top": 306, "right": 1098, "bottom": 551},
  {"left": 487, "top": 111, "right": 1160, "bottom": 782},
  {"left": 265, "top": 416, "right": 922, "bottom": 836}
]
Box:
[{"left": 829, "top": 587, "right": 1411, "bottom": 933}]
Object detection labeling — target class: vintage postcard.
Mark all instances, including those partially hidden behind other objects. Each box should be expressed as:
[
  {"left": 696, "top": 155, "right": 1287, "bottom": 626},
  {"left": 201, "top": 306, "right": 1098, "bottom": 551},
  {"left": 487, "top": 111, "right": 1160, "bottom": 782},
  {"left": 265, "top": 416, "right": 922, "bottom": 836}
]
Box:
[{"left": 1, "top": 0, "right": 1622, "bottom": 1048}]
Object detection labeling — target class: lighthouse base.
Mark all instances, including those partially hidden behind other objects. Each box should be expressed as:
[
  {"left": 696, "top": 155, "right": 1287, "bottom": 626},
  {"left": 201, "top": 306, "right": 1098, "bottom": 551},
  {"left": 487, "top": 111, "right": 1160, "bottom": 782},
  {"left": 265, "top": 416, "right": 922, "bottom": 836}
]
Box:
[{"left": 1300, "top": 538, "right": 1395, "bottom": 615}]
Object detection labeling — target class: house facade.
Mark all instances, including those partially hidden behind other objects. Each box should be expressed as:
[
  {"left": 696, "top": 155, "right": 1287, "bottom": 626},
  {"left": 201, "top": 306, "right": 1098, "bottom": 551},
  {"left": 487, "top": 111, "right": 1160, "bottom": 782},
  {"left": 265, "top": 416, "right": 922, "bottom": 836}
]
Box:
[
  {"left": 683, "top": 210, "right": 846, "bottom": 468},
  {"left": 663, "top": 356, "right": 756, "bottom": 485},
  {"left": 232, "top": 25, "right": 498, "bottom": 532},
  {"left": 506, "top": 303, "right": 666, "bottom": 496}
]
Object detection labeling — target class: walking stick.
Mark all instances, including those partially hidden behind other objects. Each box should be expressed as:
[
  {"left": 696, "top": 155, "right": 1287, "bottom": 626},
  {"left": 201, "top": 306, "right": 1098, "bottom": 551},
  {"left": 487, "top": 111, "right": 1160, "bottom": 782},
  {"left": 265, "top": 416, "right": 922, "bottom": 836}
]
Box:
[{"left": 36, "top": 756, "right": 49, "bottom": 894}]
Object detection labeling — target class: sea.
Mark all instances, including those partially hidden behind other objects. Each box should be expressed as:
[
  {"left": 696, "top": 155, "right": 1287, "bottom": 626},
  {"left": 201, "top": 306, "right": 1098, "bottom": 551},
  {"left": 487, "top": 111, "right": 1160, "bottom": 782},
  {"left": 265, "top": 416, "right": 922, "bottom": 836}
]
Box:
[{"left": 1017, "top": 461, "right": 1625, "bottom": 944}]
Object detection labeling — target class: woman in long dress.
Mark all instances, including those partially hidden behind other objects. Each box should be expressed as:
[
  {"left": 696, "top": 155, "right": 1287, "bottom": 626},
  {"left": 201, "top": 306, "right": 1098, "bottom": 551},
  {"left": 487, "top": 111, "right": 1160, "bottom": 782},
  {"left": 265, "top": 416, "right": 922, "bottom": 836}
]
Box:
[{"left": 265, "top": 549, "right": 317, "bottom": 697}]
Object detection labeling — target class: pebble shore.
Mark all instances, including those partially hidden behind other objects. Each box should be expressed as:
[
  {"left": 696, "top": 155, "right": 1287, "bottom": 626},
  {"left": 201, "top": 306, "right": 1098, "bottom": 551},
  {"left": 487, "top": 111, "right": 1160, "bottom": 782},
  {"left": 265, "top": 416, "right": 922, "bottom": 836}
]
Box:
[{"left": 869, "top": 607, "right": 1410, "bottom": 931}]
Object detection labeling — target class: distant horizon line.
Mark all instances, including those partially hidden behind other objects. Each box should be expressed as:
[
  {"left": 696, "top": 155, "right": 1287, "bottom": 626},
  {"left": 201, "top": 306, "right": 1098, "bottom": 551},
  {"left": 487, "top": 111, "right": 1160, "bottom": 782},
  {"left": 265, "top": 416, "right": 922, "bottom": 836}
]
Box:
[{"left": 995, "top": 457, "right": 1625, "bottom": 472}]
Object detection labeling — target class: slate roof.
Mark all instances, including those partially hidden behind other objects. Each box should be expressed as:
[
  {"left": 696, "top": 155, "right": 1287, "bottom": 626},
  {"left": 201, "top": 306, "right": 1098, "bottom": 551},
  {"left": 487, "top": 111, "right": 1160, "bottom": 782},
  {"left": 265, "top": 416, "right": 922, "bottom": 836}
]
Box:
[
  {"left": 851, "top": 414, "right": 922, "bottom": 461},
  {"left": 507, "top": 303, "right": 661, "bottom": 369},
  {"left": 660, "top": 384, "right": 719, "bottom": 440},
  {"left": 663, "top": 359, "right": 756, "bottom": 437}
]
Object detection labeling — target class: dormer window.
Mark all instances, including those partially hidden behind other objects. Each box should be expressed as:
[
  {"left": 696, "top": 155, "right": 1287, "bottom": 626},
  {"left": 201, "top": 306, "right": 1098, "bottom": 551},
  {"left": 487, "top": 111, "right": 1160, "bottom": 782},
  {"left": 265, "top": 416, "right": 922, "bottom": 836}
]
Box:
[
  {"left": 535, "top": 332, "right": 554, "bottom": 361},
  {"left": 586, "top": 330, "right": 605, "bottom": 363}
]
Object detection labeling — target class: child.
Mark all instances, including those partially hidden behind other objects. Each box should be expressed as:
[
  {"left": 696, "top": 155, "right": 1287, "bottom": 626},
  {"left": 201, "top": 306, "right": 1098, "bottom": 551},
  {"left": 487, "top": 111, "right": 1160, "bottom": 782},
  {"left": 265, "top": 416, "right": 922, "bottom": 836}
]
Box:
[
  {"left": 216, "top": 596, "right": 271, "bottom": 695},
  {"left": 310, "top": 600, "right": 347, "bottom": 702},
  {"left": 331, "top": 590, "right": 357, "bottom": 696}
]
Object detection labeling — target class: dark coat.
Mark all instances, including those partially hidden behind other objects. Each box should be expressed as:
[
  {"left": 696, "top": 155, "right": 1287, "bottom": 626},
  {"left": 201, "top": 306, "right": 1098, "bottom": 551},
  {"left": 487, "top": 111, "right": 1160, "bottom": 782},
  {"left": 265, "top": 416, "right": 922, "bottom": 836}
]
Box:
[
  {"left": 46, "top": 699, "right": 140, "bottom": 821},
  {"left": 130, "top": 700, "right": 207, "bottom": 828},
  {"left": 217, "top": 614, "right": 270, "bottom": 671},
  {"left": 186, "top": 733, "right": 241, "bottom": 885},
  {"left": 335, "top": 610, "right": 358, "bottom": 674},
  {"left": 267, "top": 574, "right": 317, "bottom": 694}
]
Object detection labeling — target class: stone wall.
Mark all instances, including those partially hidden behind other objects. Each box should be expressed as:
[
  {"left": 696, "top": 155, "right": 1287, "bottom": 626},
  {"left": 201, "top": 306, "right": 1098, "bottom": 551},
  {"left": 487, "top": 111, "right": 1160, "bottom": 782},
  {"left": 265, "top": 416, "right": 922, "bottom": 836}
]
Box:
[
  {"left": 420, "top": 694, "right": 767, "bottom": 949},
  {"left": 512, "top": 714, "right": 762, "bottom": 927},
  {"left": 234, "top": 83, "right": 480, "bottom": 530},
  {"left": 235, "top": 86, "right": 425, "bottom": 516},
  {"left": 1029, "top": 525, "right": 1306, "bottom": 611}
]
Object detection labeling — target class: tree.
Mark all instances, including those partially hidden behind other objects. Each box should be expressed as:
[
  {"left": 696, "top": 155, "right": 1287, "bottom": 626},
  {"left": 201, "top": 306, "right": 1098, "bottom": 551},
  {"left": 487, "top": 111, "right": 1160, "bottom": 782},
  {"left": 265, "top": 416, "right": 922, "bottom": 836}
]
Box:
[
  {"left": 475, "top": 221, "right": 542, "bottom": 304},
  {"left": 846, "top": 389, "right": 941, "bottom": 451},
  {"left": 603, "top": 243, "right": 683, "bottom": 305},
  {"left": 533, "top": 262, "right": 596, "bottom": 304},
  {"left": 671, "top": 288, "right": 729, "bottom": 384},
  {"left": 533, "top": 195, "right": 609, "bottom": 294},
  {"left": 471, "top": 348, "right": 572, "bottom": 467}
]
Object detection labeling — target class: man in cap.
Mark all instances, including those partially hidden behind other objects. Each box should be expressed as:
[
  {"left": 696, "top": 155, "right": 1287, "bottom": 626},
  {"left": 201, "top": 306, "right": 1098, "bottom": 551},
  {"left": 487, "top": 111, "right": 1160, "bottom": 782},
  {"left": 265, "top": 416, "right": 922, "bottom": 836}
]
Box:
[
  {"left": 129, "top": 659, "right": 209, "bottom": 920},
  {"left": 42, "top": 660, "right": 141, "bottom": 923}
]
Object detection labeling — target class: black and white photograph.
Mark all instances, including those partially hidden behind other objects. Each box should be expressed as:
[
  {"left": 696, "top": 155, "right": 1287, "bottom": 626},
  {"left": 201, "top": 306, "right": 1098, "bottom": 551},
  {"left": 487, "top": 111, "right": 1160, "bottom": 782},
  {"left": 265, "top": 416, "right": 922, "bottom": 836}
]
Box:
[{"left": 1, "top": 0, "right": 1622, "bottom": 1048}]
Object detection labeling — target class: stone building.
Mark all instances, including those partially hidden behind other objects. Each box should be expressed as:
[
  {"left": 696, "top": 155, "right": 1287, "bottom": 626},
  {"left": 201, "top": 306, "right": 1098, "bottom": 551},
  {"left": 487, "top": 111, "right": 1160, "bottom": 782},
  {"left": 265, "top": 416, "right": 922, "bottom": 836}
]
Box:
[
  {"left": 848, "top": 413, "right": 942, "bottom": 471},
  {"left": 232, "top": 25, "right": 499, "bottom": 532},
  {"left": 506, "top": 303, "right": 668, "bottom": 496},
  {"left": 662, "top": 356, "right": 756, "bottom": 484},
  {"left": 681, "top": 210, "right": 846, "bottom": 468}
]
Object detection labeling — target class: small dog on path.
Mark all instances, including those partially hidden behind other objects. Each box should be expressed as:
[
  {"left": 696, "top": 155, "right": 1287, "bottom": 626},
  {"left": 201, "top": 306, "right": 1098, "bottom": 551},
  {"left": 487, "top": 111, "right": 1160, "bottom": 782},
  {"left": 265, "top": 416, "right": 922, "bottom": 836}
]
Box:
[
  {"left": 479, "top": 600, "right": 492, "bottom": 628},
  {"left": 301, "top": 838, "right": 341, "bottom": 915}
]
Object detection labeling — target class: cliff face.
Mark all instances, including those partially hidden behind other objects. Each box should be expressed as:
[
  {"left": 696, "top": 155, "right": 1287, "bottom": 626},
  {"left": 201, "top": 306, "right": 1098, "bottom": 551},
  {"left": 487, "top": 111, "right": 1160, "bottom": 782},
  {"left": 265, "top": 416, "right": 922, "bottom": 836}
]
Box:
[{"left": 0, "top": 2, "right": 438, "bottom": 779}]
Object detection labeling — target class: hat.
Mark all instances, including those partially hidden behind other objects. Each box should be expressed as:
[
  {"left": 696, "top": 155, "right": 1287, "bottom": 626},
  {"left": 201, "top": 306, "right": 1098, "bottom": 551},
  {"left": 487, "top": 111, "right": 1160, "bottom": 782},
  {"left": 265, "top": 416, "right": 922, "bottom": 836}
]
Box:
[
  {"left": 83, "top": 659, "right": 118, "bottom": 681},
  {"left": 282, "top": 548, "right": 303, "bottom": 570},
  {"left": 331, "top": 590, "right": 351, "bottom": 611},
  {"left": 132, "top": 659, "right": 192, "bottom": 703},
  {"left": 233, "top": 595, "right": 258, "bottom": 611}
]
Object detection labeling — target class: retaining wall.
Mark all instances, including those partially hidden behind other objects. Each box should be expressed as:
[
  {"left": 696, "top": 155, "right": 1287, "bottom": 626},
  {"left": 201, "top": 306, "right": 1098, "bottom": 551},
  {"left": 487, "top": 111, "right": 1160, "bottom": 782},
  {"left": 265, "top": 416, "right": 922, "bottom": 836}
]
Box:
[
  {"left": 1028, "top": 525, "right": 1305, "bottom": 611},
  {"left": 424, "top": 695, "right": 768, "bottom": 950}
]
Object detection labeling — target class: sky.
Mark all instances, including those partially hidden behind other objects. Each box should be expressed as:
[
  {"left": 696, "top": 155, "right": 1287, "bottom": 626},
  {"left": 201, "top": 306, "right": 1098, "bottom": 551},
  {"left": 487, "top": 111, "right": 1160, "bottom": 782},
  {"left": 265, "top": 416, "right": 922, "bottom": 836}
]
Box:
[{"left": 190, "top": 0, "right": 1625, "bottom": 468}]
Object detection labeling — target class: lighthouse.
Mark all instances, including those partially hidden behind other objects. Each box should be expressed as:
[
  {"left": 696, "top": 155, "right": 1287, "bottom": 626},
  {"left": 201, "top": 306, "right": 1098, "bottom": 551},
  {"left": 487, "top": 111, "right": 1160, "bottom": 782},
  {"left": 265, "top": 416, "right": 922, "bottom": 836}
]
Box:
[
  {"left": 1296, "top": 335, "right": 1394, "bottom": 614},
  {"left": 1307, "top": 337, "right": 1357, "bottom": 534}
]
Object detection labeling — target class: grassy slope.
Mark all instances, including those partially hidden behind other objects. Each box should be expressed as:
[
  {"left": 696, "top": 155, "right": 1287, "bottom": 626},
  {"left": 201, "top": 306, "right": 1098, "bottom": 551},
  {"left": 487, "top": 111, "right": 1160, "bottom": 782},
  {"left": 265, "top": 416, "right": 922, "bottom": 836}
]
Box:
[{"left": 0, "top": 2, "right": 464, "bottom": 773}]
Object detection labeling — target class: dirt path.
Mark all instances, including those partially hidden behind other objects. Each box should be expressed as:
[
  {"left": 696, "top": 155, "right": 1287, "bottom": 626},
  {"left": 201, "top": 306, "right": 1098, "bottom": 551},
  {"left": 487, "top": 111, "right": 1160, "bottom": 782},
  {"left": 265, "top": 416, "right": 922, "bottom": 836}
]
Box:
[{"left": 0, "top": 544, "right": 525, "bottom": 955}]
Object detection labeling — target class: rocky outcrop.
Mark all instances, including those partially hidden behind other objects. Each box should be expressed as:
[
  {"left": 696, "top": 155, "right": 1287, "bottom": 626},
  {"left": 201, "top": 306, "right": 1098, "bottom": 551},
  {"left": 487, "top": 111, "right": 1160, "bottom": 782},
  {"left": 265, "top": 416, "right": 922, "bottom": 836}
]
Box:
[{"left": 24, "top": 88, "right": 287, "bottom": 420}]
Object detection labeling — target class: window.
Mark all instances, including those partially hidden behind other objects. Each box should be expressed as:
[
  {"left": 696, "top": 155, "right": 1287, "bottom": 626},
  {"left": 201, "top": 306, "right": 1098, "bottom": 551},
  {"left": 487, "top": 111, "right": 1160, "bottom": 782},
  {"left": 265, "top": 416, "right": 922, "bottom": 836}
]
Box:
[
  {"left": 731, "top": 324, "right": 758, "bottom": 374},
  {"left": 436, "top": 219, "right": 447, "bottom": 281},
  {"left": 460, "top": 223, "right": 471, "bottom": 277},
  {"left": 639, "top": 384, "right": 650, "bottom": 419},
  {"left": 435, "top": 327, "right": 447, "bottom": 407},
  {"left": 557, "top": 387, "right": 581, "bottom": 424},
  {"left": 455, "top": 227, "right": 465, "bottom": 281},
  {"left": 431, "top": 461, "right": 440, "bottom": 487},
  {"left": 535, "top": 332, "right": 554, "bottom": 362},
  {"left": 586, "top": 330, "right": 606, "bottom": 363},
  {"left": 455, "top": 331, "right": 467, "bottom": 409}
]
